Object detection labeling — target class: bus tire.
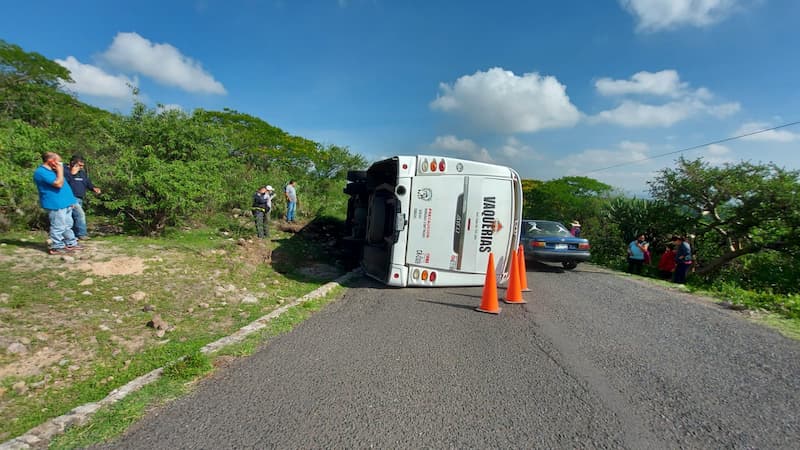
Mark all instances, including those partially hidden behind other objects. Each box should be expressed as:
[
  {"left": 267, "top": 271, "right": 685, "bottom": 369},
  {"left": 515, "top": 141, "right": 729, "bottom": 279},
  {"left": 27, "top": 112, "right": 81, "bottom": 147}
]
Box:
[
  {"left": 344, "top": 182, "right": 367, "bottom": 196},
  {"left": 347, "top": 170, "right": 367, "bottom": 182}
]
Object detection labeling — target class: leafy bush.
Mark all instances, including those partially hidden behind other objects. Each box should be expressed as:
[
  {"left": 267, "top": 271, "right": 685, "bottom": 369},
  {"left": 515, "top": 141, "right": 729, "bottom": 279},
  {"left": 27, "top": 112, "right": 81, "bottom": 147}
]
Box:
[
  {"left": 710, "top": 281, "right": 800, "bottom": 319},
  {"left": 0, "top": 120, "right": 69, "bottom": 230},
  {"left": 706, "top": 250, "right": 800, "bottom": 295}
]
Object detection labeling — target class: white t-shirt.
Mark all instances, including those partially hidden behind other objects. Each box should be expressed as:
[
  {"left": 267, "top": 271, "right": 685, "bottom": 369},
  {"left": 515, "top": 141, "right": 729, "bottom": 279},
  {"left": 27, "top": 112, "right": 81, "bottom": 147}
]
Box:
[{"left": 285, "top": 184, "right": 297, "bottom": 202}]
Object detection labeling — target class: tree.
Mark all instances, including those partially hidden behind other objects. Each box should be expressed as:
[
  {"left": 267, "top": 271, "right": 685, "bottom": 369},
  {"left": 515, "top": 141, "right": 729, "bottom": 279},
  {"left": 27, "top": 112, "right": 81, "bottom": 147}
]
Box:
[
  {"left": 523, "top": 176, "right": 613, "bottom": 224},
  {"left": 99, "top": 103, "right": 233, "bottom": 234},
  {"left": 0, "top": 39, "right": 74, "bottom": 126},
  {"left": 649, "top": 157, "right": 800, "bottom": 275}
]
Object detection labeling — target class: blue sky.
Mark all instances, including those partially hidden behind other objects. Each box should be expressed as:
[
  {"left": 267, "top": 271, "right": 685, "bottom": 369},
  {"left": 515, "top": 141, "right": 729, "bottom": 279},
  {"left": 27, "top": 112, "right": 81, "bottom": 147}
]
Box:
[{"left": 3, "top": 0, "right": 800, "bottom": 194}]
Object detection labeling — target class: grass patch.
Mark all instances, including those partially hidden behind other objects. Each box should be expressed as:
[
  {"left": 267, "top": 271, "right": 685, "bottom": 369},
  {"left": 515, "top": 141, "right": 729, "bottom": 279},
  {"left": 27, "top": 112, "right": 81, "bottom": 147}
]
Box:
[
  {"left": 162, "top": 352, "right": 213, "bottom": 380},
  {"left": 49, "top": 287, "right": 345, "bottom": 449}
]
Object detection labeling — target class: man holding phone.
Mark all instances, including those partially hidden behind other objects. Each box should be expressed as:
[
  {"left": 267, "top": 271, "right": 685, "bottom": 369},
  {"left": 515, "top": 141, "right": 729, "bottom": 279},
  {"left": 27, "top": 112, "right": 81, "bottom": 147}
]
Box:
[{"left": 33, "top": 152, "right": 81, "bottom": 254}]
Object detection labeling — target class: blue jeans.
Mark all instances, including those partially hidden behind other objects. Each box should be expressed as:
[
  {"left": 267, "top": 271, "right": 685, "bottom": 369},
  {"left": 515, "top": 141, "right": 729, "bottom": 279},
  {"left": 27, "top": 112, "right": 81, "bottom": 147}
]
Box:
[
  {"left": 287, "top": 201, "right": 296, "bottom": 222},
  {"left": 49, "top": 207, "right": 77, "bottom": 249},
  {"left": 71, "top": 198, "right": 87, "bottom": 238}
]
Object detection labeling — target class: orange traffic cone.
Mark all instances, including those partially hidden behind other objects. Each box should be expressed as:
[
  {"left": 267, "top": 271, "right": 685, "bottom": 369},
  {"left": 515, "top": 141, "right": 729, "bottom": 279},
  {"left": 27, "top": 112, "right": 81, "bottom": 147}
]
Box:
[
  {"left": 476, "top": 253, "right": 501, "bottom": 314},
  {"left": 518, "top": 244, "right": 530, "bottom": 292},
  {"left": 503, "top": 247, "right": 526, "bottom": 304}
]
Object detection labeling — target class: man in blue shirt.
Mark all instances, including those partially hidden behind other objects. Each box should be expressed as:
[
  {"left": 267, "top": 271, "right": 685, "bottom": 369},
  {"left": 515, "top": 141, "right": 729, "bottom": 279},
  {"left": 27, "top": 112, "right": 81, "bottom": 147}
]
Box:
[
  {"left": 33, "top": 152, "right": 81, "bottom": 254},
  {"left": 64, "top": 155, "right": 101, "bottom": 240},
  {"left": 672, "top": 235, "right": 692, "bottom": 284}
]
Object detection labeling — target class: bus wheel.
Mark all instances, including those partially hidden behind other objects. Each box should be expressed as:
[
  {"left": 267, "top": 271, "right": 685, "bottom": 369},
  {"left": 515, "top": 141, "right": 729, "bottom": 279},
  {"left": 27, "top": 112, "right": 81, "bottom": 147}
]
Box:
[{"left": 347, "top": 170, "right": 367, "bottom": 182}]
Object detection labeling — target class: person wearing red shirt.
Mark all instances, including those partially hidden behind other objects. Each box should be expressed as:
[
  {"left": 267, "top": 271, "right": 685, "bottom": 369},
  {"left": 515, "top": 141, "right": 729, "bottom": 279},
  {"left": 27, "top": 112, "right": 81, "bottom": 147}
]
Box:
[{"left": 657, "top": 245, "right": 677, "bottom": 279}]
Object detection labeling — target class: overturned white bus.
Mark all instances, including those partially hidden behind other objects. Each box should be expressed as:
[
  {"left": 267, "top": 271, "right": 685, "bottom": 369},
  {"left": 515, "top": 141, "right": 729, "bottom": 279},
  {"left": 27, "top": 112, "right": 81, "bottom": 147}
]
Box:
[{"left": 343, "top": 155, "right": 523, "bottom": 287}]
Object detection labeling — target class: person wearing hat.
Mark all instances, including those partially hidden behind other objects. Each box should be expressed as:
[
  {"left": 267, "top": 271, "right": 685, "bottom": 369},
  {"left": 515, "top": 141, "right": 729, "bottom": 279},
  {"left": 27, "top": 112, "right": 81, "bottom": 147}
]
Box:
[
  {"left": 570, "top": 220, "right": 582, "bottom": 237},
  {"left": 252, "top": 185, "right": 276, "bottom": 238}
]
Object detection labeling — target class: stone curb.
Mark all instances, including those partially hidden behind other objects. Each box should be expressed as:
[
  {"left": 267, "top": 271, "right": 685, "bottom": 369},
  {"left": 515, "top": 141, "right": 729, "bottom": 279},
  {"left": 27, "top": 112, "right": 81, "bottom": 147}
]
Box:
[{"left": 1, "top": 270, "right": 360, "bottom": 450}]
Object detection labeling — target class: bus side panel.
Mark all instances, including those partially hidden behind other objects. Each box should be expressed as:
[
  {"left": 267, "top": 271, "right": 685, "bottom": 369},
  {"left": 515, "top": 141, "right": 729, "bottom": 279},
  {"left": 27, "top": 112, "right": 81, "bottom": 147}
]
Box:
[{"left": 460, "top": 177, "right": 516, "bottom": 277}]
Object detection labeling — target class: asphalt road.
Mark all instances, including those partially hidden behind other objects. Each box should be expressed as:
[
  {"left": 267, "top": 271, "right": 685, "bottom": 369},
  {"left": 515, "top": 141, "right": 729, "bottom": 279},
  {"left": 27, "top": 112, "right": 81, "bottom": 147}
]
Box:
[{"left": 97, "top": 263, "right": 800, "bottom": 449}]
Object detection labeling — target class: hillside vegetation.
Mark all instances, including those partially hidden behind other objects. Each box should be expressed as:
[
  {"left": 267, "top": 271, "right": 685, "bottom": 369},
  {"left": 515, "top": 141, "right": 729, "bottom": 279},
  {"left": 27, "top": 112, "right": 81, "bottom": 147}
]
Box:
[{"left": 0, "top": 40, "right": 366, "bottom": 236}]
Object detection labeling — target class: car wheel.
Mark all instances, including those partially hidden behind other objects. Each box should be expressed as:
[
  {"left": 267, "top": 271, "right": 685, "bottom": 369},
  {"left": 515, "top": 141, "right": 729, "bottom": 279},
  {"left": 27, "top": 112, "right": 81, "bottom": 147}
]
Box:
[{"left": 562, "top": 261, "right": 578, "bottom": 270}]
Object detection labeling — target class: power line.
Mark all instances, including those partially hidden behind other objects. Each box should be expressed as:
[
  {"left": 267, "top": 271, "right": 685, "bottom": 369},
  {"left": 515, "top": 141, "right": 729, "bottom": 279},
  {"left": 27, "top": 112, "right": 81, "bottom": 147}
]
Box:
[{"left": 581, "top": 120, "right": 800, "bottom": 175}]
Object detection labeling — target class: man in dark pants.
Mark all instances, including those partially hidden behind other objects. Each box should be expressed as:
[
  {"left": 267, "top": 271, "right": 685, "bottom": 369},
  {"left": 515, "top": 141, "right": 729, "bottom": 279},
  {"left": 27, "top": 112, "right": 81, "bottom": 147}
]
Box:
[
  {"left": 252, "top": 185, "right": 275, "bottom": 238},
  {"left": 64, "top": 155, "right": 101, "bottom": 240},
  {"left": 672, "top": 235, "right": 692, "bottom": 284}
]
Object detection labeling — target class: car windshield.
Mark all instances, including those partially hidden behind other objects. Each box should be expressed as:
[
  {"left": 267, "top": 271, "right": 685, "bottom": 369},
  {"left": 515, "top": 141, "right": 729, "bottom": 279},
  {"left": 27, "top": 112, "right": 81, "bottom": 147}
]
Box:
[{"left": 524, "top": 221, "right": 572, "bottom": 237}]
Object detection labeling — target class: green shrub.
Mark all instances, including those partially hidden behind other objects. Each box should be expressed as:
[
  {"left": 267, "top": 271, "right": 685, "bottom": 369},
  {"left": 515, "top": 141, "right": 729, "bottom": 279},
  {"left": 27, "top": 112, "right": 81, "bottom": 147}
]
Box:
[
  {"left": 162, "top": 352, "right": 213, "bottom": 381},
  {"left": 711, "top": 281, "right": 800, "bottom": 319}
]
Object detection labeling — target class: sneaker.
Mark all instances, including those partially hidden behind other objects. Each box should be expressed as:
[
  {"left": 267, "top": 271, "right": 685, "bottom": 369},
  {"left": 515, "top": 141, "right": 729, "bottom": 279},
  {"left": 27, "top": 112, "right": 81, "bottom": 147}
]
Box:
[
  {"left": 66, "top": 245, "right": 84, "bottom": 252},
  {"left": 48, "top": 248, "right": 67, "bottom": 255},
  {"left": 78, "top": 235, "right": 91, "bottom": 241}
]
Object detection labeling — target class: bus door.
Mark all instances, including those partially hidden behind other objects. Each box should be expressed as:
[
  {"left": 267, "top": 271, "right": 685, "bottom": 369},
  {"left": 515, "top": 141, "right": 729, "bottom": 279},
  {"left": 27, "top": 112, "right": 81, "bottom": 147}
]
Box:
[{"left": 405, "top": 175, "right": 466, "bottom": 272}]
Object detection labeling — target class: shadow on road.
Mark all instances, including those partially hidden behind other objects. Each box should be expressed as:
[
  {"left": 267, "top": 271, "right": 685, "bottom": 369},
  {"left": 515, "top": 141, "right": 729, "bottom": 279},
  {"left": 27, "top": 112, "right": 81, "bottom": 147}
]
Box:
[
  {"left": 525, "top": 260, "right": 566, "bottom": 273},
  {"left": 416, "top": 297, "right": 477, "bottom": 311},
  {"left": 444, "top": 291, "right": 482, "bottom": 300}
]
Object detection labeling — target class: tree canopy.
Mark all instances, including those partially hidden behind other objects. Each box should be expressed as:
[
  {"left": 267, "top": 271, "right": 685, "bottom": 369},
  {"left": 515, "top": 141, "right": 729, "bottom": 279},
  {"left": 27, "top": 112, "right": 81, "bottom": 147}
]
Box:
[
  {"left": 649, "top": 157, "right": 800, "bottom": 274},
  {"left": 523, "top": 176, "right": 613, "bottom": 224}
]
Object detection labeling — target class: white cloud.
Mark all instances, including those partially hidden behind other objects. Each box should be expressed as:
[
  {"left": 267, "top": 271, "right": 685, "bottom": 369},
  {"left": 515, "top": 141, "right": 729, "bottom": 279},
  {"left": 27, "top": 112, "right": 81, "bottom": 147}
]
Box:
[
  {"left": 555, "top": 141, "right": 656, "bottom": 195},
  {"left": 499, "top": 137, "right": 544, "bottom": 160},
  {"left": 735, "top": 122, "right": 800, "bottom": 142},
  {"left": 595, "top": 70, "right": 687, "bottom": 97},
  {"left": 592, "top": 71, "right": 740, "bottom": 127},
  {"left": 706, "top": 143, "right": 730, "bottom": 155},
  {"left": 705, "top": 143, "right": 735, "bottom": 165},
  {"left": 430, "top": 135, "right": 480, "bottom": 153},
  {"left": 101, "top": 32, "right": 226, "bottom": 95},
  {"left": 429, "top": 135, "right": 493, "bottom": 162},
  {"left": 557, "top": 140, "right": 651, "bottom": 169},
  {"left": 593, "top": 100, "right": 694, "bottom": 127},
  {"left": 429, "top": 135, "right": 546, "bottom": 164},
  {"left": 430, "top": 67, "right": 581, "bottom": 134},
  {"left": 620, "top": 0, "right": 742, "bottom": 32},
  {"left": 55, "top": 56, "right": 136, "bottom": 100}
]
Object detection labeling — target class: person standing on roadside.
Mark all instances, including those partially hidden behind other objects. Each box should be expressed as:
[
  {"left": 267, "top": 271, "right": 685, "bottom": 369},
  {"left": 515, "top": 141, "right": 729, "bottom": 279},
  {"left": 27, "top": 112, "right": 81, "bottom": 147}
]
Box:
[
  {"left": 33, "top": 152, "right": 81, "bottom": 254},
  {"left": 672, "top": 235, "right": 692, "bottom": 284},
  {"left": 252, "top": 186, "right": 272, "bottom": 239},
  {"left": 570, "top": 220, "right": 582, "bottom": 237},
  {"left": 64, "top": 155, "right": 101, "bottom": 240},
  {"left": 284, "top": 180, "right": 298, "bottom": 222},
  {"left": 626, "top": 233, "right": 648, "bottom": 275},
  {"left": 657, "top": 244, "right": 677, "bottom": 279}
]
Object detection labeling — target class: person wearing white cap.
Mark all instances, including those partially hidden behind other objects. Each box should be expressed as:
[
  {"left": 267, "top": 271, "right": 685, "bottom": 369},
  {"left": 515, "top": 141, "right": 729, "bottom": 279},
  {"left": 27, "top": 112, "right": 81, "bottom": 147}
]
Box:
[
  {"left": 570, "top": 220, "right": 582, "bottom": 237},
  {"left": 252, "top": 185, "right": 276, "bottom": 238}
]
